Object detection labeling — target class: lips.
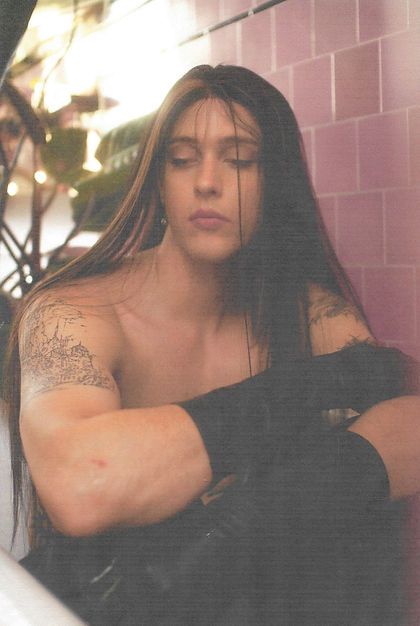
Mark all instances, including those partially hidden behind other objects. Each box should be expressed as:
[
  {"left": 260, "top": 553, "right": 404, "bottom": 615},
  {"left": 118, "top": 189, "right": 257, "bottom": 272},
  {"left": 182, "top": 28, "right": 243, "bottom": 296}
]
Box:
[
  {"left": 189, "top": 209, "right": 230, "bottom": 222},
  {"left": 189, "top": 209, "right": 231, "bottom": 231}
]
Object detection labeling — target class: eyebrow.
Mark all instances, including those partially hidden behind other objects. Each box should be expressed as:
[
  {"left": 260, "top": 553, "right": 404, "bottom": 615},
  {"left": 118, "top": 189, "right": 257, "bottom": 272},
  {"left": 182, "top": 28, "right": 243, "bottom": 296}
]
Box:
[{"left": 167, "top": 135, "right": 260, "bottom": 148}]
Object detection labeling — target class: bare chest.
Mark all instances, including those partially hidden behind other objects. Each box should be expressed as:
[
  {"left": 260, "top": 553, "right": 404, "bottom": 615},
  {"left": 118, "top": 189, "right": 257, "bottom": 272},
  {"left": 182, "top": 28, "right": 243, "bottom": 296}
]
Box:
[{"left": 114, "top": 308, "right": 265, "bottom": 409}]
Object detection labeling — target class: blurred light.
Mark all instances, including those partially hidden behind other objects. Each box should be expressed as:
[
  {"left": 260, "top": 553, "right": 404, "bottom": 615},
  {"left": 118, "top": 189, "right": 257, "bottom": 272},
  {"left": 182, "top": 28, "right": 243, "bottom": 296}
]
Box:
[
  {"left": 69, "top": 231, "right": 100, "bottom": 248},
  {"left": 34, "top": 170, "right": 47, "bottom": 184},
  {"left": 83, "top": 157, "right": 102, "bottom": 172},
  {"left": 83, "top": 129, "right": 102, "bottom": 172},
  {"left": 68, "top": 187, "right": 79, "bottom": 198},
  {"left": 7, "top": 182, "right": 18, "bottom": 196},
  {"left": 44, "top": 82, "right": 72, "bottom": 113},
  {"left": 29, "top": 8, "right": 73, "bottom": 40},
  {"left": 90, "top": 0, "right": 196, "bottom": 130}
]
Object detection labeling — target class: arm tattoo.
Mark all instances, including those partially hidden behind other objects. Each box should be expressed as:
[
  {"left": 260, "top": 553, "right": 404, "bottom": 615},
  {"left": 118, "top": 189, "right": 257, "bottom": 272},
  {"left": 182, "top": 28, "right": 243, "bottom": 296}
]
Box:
[
  {"left": 309, "top": 292, "right": 363, "bottom": 326},
  {"left": 342, "top": 335, "right": 377, "bottom": 348},
  {"left": 21, "top": 298, "right": 115, "bottom": 395}
]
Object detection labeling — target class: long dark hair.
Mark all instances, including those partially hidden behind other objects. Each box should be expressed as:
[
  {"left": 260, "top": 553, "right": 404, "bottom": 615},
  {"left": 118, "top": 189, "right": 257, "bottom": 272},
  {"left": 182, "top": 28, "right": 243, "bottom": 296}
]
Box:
[{"left": 5, "top": 64, "right": 363, "bottom": 540}]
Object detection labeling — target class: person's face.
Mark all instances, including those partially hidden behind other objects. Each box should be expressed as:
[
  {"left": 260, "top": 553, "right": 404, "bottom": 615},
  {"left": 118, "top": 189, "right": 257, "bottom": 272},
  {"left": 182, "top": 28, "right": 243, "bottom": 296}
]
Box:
[{"left": 160, "top": 98, "right": 262, "bottom": 265}]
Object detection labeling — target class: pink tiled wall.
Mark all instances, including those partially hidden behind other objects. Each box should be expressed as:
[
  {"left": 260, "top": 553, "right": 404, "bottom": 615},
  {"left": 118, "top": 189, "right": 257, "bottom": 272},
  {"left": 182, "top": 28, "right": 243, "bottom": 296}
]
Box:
[
  {"left": 176, "top": 0, "right": 420, "bottom": 619},
  {"left": 177, "top": 0, "right": 420, "bottom": 362}
]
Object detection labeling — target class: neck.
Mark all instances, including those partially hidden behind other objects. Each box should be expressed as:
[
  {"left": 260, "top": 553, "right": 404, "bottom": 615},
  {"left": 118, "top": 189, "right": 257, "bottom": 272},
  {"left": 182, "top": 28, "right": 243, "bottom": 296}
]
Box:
[{"left": 142, "top": 239, "right": 237, "bottom": 325}]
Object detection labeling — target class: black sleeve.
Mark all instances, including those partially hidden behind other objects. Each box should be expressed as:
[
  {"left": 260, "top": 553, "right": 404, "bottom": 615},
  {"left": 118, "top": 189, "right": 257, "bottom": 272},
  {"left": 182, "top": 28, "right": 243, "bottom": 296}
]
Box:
[
  {"left": 179, "top": 343, "right": 418, "bottom": 480},
  {"left": 256, "top": 425, "right": 404, "bottom": 626}
]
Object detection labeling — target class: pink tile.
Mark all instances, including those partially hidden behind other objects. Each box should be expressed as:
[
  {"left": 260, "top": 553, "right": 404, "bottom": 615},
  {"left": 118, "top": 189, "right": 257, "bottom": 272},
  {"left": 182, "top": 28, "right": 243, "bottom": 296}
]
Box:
[
  {"left": 194, "top": 0, "right": 220, "bottom": 31},
  {"left": 344, "top": 267, "right": 364, "bottom": 303},
  {"left": 358, "top": 112, "right": 409, "bottom": 190},
  {"left": 266, "top": 67, "right": 292, "bottom": 104},
  {"left": 221, "top": 0, "right": 252, "bottom": 20},
  {"left": 275, "top": 0, "right": 312, "bottom": 67},
  {"left": 314, "top": 0, "right": 357, "bottom": 55},
  {"left": 317, "top": 195, "right": 336, "bottom": 247},
  {"left": 336, "top": 192, "right": 384, "bottom": 265},
  {"left": 382, "top": 29, "right": 420, "bottom": 111},
  {"left": 409, "top": 107, "right": 420, "bottom": 185},
  {"left": 241, "top": 10, "right": 272, "bottom": 74},
  {"left": 409, "top": 0, "right": 420, "bottom": 29},
  {"left": 301, "top": 128, "right": 314, "bottom": 181},
  {"left": 293, "top": 56, "right": 332, "bottom": 127},
  {"left": 335, "top": 42, "right": 380, "bottom": 121},
  {"left": 364, "top": 267, "right": 415, "bottom": 341},
  {"left": 314, "top": 122, "right": 357, "bottom": 193},
  {"left": 359, "top": 0, "right": 408, "bottom": 40},
  {"left": 210, "top": 22, "right": 237, "bottom": 65},
  {"left": 385, "top": 188, "right": 420, "bottom": 264}
]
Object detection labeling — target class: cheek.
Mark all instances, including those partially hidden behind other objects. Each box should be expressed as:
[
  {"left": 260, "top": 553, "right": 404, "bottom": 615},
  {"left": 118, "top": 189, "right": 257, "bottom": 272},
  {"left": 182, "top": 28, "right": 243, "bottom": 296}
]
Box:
[{"left": 161, "top": 179, "right": 182, "bottom": 213}]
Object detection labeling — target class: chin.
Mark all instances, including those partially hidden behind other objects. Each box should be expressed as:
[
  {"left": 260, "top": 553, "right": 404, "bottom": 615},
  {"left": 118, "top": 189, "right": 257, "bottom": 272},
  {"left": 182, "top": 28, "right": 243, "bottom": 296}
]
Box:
[{"left": 186, "top": 242, "right": 242, "bottom": 266}]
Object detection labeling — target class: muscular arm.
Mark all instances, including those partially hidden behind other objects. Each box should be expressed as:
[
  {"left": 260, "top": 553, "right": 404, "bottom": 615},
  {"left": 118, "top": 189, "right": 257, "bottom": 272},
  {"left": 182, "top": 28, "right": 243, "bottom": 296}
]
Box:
[
  {"left": 308, "top": 285, "right": 375, "bottom": 355},
  {"left": 19, "top": 295, "right": 212, "bottom": 536},
  {"left": 20, "top": 287, "right": 420, "bottom": 538},
  {"left": 308, "top": 284, "right": 420, "bottom": 500}
]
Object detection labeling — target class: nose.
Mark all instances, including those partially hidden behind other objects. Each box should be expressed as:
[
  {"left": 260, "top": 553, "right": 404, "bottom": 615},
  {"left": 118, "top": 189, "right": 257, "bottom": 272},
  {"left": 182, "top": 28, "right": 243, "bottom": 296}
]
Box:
[{"left": 194, "top": 156, "right": 222, "bottom": 197}]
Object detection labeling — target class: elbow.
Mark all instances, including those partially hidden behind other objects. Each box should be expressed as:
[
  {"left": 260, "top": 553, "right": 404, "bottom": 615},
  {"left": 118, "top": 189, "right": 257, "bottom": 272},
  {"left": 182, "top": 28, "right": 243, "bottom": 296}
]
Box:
[
  {"left": 48, "top": 504, "right": 105, "bottom": 538},
  {"left": 37, "top": 473, "right": 117, "bottom": 537},
  {"left": 41, "top": 490, "right": 109, "bottom": 537},
  {"left": 37, "top": 467, "right": 154, "bottom": 536}
]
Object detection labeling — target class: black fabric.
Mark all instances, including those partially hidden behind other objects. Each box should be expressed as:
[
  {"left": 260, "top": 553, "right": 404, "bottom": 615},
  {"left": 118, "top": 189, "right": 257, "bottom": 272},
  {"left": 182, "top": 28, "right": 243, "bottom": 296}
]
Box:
[
  {"left": 255, "top": 428, "right": 405, "bottom": 625},
  {"left": 180, "top": 342, "right": 419, "bottom": 480},
  {"left": 21, "top": 426, "right": 406, "bottom": 626},
  {"left": 21, "top": 344, "right": 417, "bottom": 625},
  {"left": 21, "top": 483, "right": 261, "bottom": 625}
]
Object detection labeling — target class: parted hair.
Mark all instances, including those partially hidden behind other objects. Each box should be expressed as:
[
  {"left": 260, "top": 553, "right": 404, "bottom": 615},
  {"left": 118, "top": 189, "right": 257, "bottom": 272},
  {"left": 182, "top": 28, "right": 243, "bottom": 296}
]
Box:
[{"left": 5, "top": 64, "right": 363, "bottom": 540}]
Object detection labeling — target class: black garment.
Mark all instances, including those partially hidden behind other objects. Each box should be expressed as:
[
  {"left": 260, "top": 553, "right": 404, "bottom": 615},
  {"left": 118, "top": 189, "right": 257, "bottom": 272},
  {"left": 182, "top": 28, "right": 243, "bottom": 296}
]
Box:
[
  {"left": 255, "top": 424, "right": 407, "bottom": 626},
  {"left": 21, "top": 429, "right": 406, "bottom": 626},
  {"left": 21, "top": 345, "right": 417, "bottom": 625}
]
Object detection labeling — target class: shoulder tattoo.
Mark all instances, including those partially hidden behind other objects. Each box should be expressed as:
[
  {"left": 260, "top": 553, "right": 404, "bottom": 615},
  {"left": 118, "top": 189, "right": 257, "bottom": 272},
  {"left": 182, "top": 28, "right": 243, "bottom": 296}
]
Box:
[
  {"left": 308, "top": 292, "right": 363, "bottom": 326},
  {"left": 20, "top": 298, "right": 115, "bottom": 395},
  {"left": 342, "top": 335, "right": 377, "bottom": 349}
]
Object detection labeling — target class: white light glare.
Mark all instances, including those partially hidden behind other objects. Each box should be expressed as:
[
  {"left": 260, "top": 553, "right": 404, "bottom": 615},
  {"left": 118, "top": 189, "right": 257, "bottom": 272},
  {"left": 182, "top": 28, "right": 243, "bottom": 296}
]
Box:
[
  {"left": 34, "top": 170, "right": 47, "bottom": 184},
  {"left": 83, "top": 158, "right": 102, "bottom": 173},
  {"left": 68, "top": 187, "right": 79, "bottom": 198},
  {"left": 83, "top": 129, "right": 102, "bottom": 172},
  {"left": 7, "top": 181, "right": 18, "bottom": 196},
  {"left": 44, "top": 82, "right": 72, "bottom": 113}
]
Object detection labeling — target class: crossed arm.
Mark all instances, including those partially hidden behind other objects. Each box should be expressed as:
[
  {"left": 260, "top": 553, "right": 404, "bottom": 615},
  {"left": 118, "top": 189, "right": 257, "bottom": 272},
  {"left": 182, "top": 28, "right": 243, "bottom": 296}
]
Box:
[
  {"left": 19, "top": 295, "right": 213, "bottom": 535},
  {"left": 19, "top": 290, "right": 420, "bottom": 537}
]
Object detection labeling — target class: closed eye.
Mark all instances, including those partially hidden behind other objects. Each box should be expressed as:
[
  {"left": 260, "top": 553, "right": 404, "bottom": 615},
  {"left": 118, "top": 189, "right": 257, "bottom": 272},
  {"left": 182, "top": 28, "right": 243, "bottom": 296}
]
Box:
[
  {"left": 226, "top": 159, "right": 258, "bottom": 169},
  {"left": 169, "top": 157, "right": 196, "bottom": 168}
]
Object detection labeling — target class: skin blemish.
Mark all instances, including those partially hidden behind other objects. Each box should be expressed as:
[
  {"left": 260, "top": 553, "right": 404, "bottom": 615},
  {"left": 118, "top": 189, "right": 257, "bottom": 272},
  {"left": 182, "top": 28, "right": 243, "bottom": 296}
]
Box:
[{"left": 91, "top": 458, "right": 108, "bottom": 468}]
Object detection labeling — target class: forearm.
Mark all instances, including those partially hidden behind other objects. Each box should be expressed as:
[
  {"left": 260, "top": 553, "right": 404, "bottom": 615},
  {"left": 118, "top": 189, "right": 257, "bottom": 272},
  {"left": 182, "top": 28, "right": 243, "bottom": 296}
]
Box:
[
  {"left": 22, "top": 399, "right": 212, "bottom": 536},
  {"left": 349, "top": 394, "right": 420, "bottom": 500},
  {"left": 22, "top": 344, "right": 419, "bottom": 535},
  {"left": 180, "top": 343, "right": 419, "bottom": 481}
]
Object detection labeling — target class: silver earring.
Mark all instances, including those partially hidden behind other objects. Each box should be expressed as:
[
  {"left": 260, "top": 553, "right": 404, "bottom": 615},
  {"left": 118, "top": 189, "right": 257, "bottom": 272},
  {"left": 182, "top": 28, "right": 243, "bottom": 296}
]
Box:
[{"left": 160, "top": 215, "right": 168, "bottom": 227}]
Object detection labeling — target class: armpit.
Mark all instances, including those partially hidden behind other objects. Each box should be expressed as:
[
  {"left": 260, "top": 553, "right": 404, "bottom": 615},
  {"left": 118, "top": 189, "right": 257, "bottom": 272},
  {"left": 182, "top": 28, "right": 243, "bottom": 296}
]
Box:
[{"left": 20, "top": 298, "right": 116, "bottom": 397}]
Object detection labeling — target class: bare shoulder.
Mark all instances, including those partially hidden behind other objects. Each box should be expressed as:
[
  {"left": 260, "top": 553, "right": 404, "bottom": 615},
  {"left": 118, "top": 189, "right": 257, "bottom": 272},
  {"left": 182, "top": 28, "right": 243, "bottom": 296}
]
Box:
[
  {"left": 19, "top": 276, "right": 124, "bottom": 400},
  {"left": 307, "top": 283, "right": 376, "bottom": 356}
]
